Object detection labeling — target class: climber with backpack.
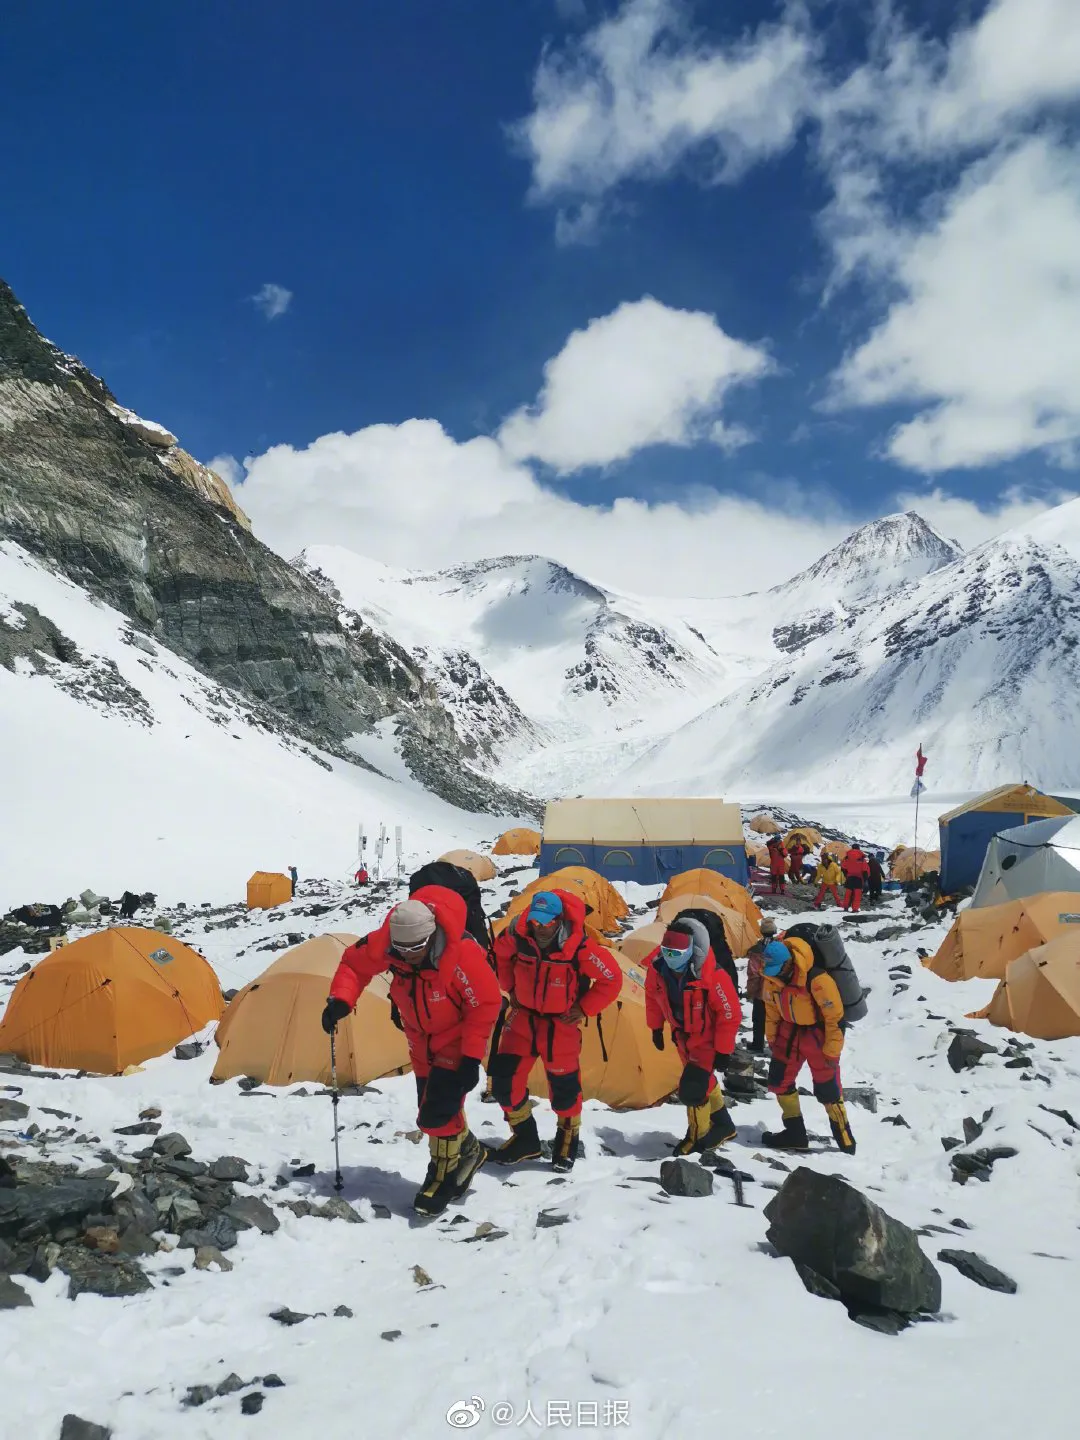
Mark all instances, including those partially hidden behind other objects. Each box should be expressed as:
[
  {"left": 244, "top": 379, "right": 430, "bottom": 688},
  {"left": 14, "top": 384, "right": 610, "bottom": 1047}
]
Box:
[
  {"left": 842, "top": 845, "right": 870, "bottom": 912},
  {"left": 321, "top": 886, "right": 502, "bottom": 1217},
  {"left": 487, "top": 889, "right": 622, "bottom": 1173},
  {"left": 644, "top": 918, "right": 741, "bottom": 1154},
  {"left": 759, "top": 925, "right": 862, "bottom": 1155}
]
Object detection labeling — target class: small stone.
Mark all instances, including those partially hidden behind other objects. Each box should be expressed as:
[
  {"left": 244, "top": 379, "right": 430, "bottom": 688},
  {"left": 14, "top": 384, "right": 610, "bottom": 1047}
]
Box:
[
  {"left": 412, "top": 1264, "right": 435, "bottom": 1287},
  {"left": 241, "top": 1393, "right": 264, "bottom": 1416},
  {"left": 138, "top": 1107, "right": 162, "bottom": 1121},
  {"left": 179, "top": 1214, "right": 238, "bottom": 1251},
  {"left": 182, "top": 1386, "right": 215, "bottom": 1408},
  {"left": 951, "top": 1218, "right": 972, "bottom": 1230},
  {"left": 962, "top": 1116, "right": 984, "bottom": 1144},
  {"left": 0, "top": 1274, "right": 32, "bottom": 1309},
  {"left": 938, "top": 1249, "right": 1018, "bottom": 1294},
  {"left": 194, "top": 1246, "right": 233, "bottom": 1272},
  {"left": 844, "top": 1086, "right": 878, "bottom": 1114},
  {"left": 60, "top": 1418, "right": 111, "bottom": 1440},
  {"left": 291, "top": 1163, "right": 315, "bottom": 1177},
  {"left": 262, "top": 1375, "right": 285, "bottom": 1388},
  {"left": 536, "top": 1209, "right": 572, "bottom": 1228},
  {"left": 58, "top": 1248, "right": 151, "bottom": 1299},
  {"left": 113, "top": 1121, "right": 160, "bottom": 1136},
  {"left": 1004, "top": 1056, "right": 1033, "bottom": 1069},
  {"left": 381, "top": 1330, "right": 402, "bottom": 1341},
  {"left": 152, "top": 1133, "right": 192, "bottom": 1159},
  {"left": 82, "top": 1226, "right": 121, "bottom": 1254},
  {"left": 370, "top": 1203, "right": 392, "bottom": 1220},
  {"left": 173, "top": 1043, "right": 203, "bottom": 1061},
  {"left": 269, "top": 1306, "right": 310, "bottom": 1325},
  {"left": 238, "top": 1077, "right": 262, "bottom": 1092},
  {"left": 659, "top": 1158, "right": 714, "bottom": 1198},
  {"left": 941, "top": 1136, "right": 962, "bottom": 1152},
  {"left": 317, "top": 1196, "right": 362, "bottom": 1223},
  {"left": 158, "top": 1157, "right": 208, "bottom": 1179},
  {"left": 225, "top": 1196, "right": 279, "bottom": 1234},
  {"left": 947, "top": 1032, "right": 996, "bottom": 1073},
  {"left": 210, "top": 1156, "right": 249, "bottom": 1182},
  {"left": 215, "top": 1373, "right": 246, "bottom": 1397},
  {"left": 333, "top": 1304, "right": 353, "bottom": 1317},
  {"left": 473, "top": 1221, "right": 497, "bottom": 1238}
]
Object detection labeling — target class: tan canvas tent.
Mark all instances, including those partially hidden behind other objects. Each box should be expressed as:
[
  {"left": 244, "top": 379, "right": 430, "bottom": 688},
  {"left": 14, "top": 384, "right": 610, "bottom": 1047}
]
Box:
[
  {"left": 493, "top": 827, "right": 541, "bottom": 856},
  {"left": 891, "top": 848, "right": 941, "bottom": 882},
  {"left": 925, "top": 893, "right": 1080, "bottom": 982},
  {"left": 212, "top": 933, "right": 410, "bottom": 1086},
  {"left": 968, "top": 935, "right": 1080, "bottom": 1040},
  {"left": 749, "top": 815, "right": 781, "bottom": 835},
  {"left": 527, "top": 946, "right": 681, "bottom": 1108},
  {"left": 438, "top": 849, "right": 498, "bottom": 882},
  {"left": 659, "top": 868, "right": 762, "bottom": 928},
  {"left": 496, "top": 866, "right": 630, "bottom": 937},
  {"left": 655, "top": 894, "right": 761, "bottom": 956}
]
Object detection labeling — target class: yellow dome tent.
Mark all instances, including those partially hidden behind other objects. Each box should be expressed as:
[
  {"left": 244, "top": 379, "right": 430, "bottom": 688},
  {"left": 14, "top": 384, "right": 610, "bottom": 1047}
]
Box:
[
  {"left": 925, "top": 893, "right": 1080, "bottom": 982},
  {"left": 784, "top": 828, "right": 823, "bottom": 850},
  {"left": 891, "top": 848, "right": 941, "bottom": 882},
  {"left": 968, "top": 935, "right": 1080, "bottom": 1041},
  {"left": 492, "top": 827, "right": 542, "bottom": 856},
  {"left": 246, "top": 872, "right": 292, "bottom": 909},
  {"left": 496, "top": 866, "right": 630, "bottom": 937},
  {"left": 749, "top": 815, "right": 781, "bottom": 835},
  {"left": 655, "top": 894, "right": 761, "bottom": 956},
  {"left": 658, "top": 868, "right": 762, "bottom": 930},
  {"left": 0, "top": 928, "right": 225, "bottom": 1075},
  {"left": 212, "top": 933, "right": 410, "bottom": 1086},
  {"left": 438, "top": 849, "right": 498, "bottom": 882},
  {"left": 822, "top": 839, "right": 850, "bottom": 861}
]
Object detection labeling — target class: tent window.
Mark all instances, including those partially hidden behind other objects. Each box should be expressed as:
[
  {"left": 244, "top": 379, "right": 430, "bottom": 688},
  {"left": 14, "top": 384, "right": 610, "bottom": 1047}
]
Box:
[
  {"left": 554, "top": 847, "right": 587, "bottom": 867},
  {"left": 1001, "top": 855, "right": 1018, "bottom": 871},
  {"left": 603, "top": 850, "right": 635, "bottom": 868},
  {"left": 703, "top": 848, "right": 736, "bottom": 867}
]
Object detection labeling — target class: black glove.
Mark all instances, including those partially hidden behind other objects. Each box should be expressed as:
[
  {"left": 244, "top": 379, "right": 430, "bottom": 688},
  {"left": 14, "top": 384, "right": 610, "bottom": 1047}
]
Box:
[
  {"left": 651, "top": 1028, "right": 665, "bottom": 1052},
  {"left": 677, "top": 1062, "right": 711, "bottom": 1107},
  {"left": 321, "top": 997, "right": 351, "bottom": 1034},
  {"left": 714, "top": 1051, "right": 732, "bottom": 1073},
  {"left": 389, "top": 1000, "right": 404, "bottom": 1032},
  {"left": 457, "top": 1056, "right": 481, "bottom": 1093}
]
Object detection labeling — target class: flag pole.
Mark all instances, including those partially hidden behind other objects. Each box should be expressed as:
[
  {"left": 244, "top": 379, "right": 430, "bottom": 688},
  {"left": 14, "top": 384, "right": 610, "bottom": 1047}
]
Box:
[{"left": 913, "top": 784, "right": 921, "bottom": 882}]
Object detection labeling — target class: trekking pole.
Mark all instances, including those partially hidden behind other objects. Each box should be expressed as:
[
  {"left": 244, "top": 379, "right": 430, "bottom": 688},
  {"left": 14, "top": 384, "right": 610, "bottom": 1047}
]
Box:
[{"left": 329, "top": 1028, "right": 344, "bottom": 1193}]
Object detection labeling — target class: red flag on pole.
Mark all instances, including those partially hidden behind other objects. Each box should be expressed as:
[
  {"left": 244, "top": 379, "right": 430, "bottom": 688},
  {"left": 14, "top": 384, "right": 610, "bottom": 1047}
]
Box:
[{"left": 915, "top": 745, "right": 927, "bottom": 778}]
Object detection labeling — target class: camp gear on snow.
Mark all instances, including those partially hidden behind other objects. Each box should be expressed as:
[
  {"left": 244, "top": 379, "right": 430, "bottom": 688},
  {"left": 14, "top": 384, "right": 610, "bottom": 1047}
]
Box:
[
  {"left": 0, "top": 928, "right": 224, "bottom": 1075},
  {"left": 654, "top": 896, "right": 759, "bottom": 961},
  {"left": 322, "top": 997, "right": 351, "bottom": 1034},
  {"left": 651, "top": 1027, "right": 665, "bottom": 1051},
  {"left": 409, "top": 861, "right": 490, "bottom": 951},
  {"left": 497, "top": 866, "right": 629, "bottom": 938},
  {"left": 763, "top": 941, "right": 791, "bottom": 976},
  {"left": 438, "top": 849, "right": 498, "bottom": 882},
  {"left": 785, "top": 923, "right": 868, "bottom": 1024},
  {"left": 329, "top": 1028, "right": 344, "bottom": 1193}
]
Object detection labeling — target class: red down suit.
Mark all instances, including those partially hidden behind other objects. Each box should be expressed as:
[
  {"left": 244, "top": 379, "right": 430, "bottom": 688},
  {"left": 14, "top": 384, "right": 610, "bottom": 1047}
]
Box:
[{"left": 645, "top": 939, "right": 741, "bottom": 1101}]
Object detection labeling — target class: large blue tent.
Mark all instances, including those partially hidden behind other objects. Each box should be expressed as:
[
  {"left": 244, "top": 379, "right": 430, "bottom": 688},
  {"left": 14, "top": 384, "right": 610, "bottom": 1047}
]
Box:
[
  {"left": 539, "top": 798, "right": 748, "bottom": 886},
  {"left": 939, "top": 785, "right": 1075, "bottom": 895}
]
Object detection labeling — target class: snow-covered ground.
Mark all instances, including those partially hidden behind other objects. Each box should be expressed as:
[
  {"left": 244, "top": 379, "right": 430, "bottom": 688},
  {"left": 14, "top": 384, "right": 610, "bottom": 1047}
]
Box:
[{"left": 3, "top": 867, "right": 1080, "bottom": 1439}]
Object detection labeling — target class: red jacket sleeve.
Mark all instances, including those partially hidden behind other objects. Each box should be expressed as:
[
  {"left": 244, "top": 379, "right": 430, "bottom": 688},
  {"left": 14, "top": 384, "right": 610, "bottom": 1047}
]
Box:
[
  {"left": 710, "top": 968, "right": 742, "bottom": 1055},
  {"left": 493, "top": 930, "right": 517, "bottom": 996},
  {"left": 577, "top": 940, "right": 623, "bottom": 1017},
  {"left": 644, "top": 959, "right": 666, "bottom": 1030},
  {"left": 448, "top": 942, "right": 504, "bottom": 1060},
  {"left": 329, "top": 936, "right": 388, "bottom": 1009}
]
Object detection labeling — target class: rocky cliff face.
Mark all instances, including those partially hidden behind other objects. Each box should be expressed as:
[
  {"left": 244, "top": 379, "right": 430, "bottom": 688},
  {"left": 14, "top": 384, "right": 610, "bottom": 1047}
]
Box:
[{"left": 0, "top": 279, "right": 535, "bottom": 816}]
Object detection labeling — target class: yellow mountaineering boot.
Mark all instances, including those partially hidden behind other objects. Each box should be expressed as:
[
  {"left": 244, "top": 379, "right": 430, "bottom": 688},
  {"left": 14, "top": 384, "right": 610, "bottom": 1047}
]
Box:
[
  {"left": 695, "top": 1086, "right": 738, "bottom": 1152},
  {"left": 552, "top": 1115, "right": 581, "bottom": 1173},
  {"left": 673, "top": 1102, "right": 712, "bottom": 1156},
  {"left": 413, "top": 1131, "right": 464, "bottom": 1217},
  {"left": 486, "top": 1101, "right": 543, "bottom": 1166},
  {"left": 825, "top": 1101, "right": 856, "bottom": 1155}
]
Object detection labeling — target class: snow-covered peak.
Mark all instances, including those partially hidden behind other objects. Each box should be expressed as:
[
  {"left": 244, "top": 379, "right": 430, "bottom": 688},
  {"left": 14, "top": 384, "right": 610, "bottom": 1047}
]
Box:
[
  {"left": 777, "top": 511, "right": 962, "bottom": 607},
  {"left": 422, "top": 554, "right": 609, "bottom": 607},
  {"left": 1013, "top": 495, "right": 1080, "bottom": 567}
]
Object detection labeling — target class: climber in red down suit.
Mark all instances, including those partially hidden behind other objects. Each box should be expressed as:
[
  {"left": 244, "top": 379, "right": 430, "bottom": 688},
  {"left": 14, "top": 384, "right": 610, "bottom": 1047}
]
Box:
[
  {"left": 322, "top": 886, "right": 501, "bottom": 1217},
  {"left": 842, "top": 846, "right": 870, "bottom": 912},
  {"left": 488, "top": 889, "right": 622, "bottom": 1173}
]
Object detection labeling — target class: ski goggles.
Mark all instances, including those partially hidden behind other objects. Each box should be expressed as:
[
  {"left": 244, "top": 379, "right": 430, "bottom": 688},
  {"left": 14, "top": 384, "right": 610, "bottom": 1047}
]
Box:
[{"left": 659, "top": 943, "right": 693, "bottom": 969}]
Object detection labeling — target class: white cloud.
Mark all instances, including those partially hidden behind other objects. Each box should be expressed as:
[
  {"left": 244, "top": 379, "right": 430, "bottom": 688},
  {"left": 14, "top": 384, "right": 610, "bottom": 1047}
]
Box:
[
  {"left": 497, "top": 297, "right": 772, "bottom": 472},
  {"left": 515, "top": 0, "right": 815, "bottom": 210},
  {"left": 251, "top": 283, "right": 293, "bottom": 320},
  {"left": 208, "top": 453, "right": 244, "bottom": 488},
  {"left": 829, "top": 139, "right": 1080, "bottom": 471}
]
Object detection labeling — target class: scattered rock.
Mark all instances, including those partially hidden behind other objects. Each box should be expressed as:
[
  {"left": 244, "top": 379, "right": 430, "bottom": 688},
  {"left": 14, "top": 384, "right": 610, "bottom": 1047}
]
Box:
[
  {"left": 0, "top": 1157, "right": 16, "bottom": 1189},
  {"left": 0, "top": 1179, "right": 114, "bottom": 1235},
  {"left": 938, "top": 1249, "right": 1017, "bottom": 1294},
  {"left": 0, "top": 1097, "right": 30, "bottom": 1122},
  {"left": 950, "top": 1146, "right": 1018, "bottom": 1185},
  {"left": 238, "top": 1077, "right": 262, "bottom": 1092},
  {"left": 764, "top": 1168, "right": 941, "bottom": 1321},
  {"left": 947, "top": 1032, "right": 997, "bottom": 1073},
  {"left": 1039, "top": 1105, "right": 1080, "bottom": 1131},
  {"left": 941, "top": 1137, "right": 962, "bottom": 1152},
  {"left": 59, "top": 1248, "right": 152, "bottom": 1299},
  {"left": 962, "top": 1117, "right": 984, "bottom": 1144},
  {"left": 60, "top": 1418, "right": 112, "bottom": 1440},
  {"left": 178, "top": 1215, "right": 238, "bottom": 1251},
  {"left": 151, "top": 1133, "right": 192, "bottom": 1160},
  {"left": 882, "top": 1115, "right": 910, "bottom": 1128},
  {"left": 0, "top": 1274, "right": 32, "bottom": 1308},
  {"left": 411, "top": 1264, "right": 435, "bottom": 1286},
  {"left": 262, "top": 1375, "right": 285, "bottom": 1388},
  {"left": 194, "top": 1246, "right": 233, "bottom": 1272},
  {"left": 225, "top": 1196, "right": 279, "bottom": 1234},
  {"left": 381, "top": 1330, "right": 402, "bottom": 1341},
  {"left": 112, "top": 1122, "right": 160, "bottom": 1136},
  {"left": 241, "top": 1393, "right": 264, "bottom": 1416},
  {"left": 1004, "top": 1056, "right": 1033, "bottom": 1069},
  {"left": 850, "top": 1309, "right": 909, "bottom": 1336},
  {"left": 659, "top": 1159, "right": 714, "bottom": 1198},
  {"left": 182, "top": 1386, "right": 215, "bottom": 1409},
  {"left": 535, "top": 1210, "right": 571, "bottom": 1229},
  {"left": 210, "top": 1156, "right": 249, "bottom": 1182},
  {"left": 269, "top": 1307, "right": 310, "bottom": 1326},
  {"left": 333, "top": 1304, "right": 353, "bottom": 1317},
  {"left": 82, "top": 1226, "right": 120, "bottom": 1254},
  {"left": 215, "top": 1374, "right": 247, "bottom": 1397},
  {"left": 158, "top": 1157, "right": 207, "bottom": 1179},
  {"left": 138, "top": 1107, "right": 162, "bottom": 1121},
  {"left": 845, "top": 1086, "right": 878, "bottom": 1114}
]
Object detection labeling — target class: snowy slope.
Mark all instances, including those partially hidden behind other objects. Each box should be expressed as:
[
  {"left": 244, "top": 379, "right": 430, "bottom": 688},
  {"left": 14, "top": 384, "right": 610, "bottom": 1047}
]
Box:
[
  {"left": 612, "top": 533, "right": 1080, "bottom": 799},
  {"left": 2, "top": 882, "right": 1079, "bottom": 1438},
  {"left": 0, "top": 543, "right": 518, "bottom": 905}
]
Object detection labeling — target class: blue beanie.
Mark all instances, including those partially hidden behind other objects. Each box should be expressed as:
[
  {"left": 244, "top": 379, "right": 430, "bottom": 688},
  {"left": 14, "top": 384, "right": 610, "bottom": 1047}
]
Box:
[{"left": 762, "top": 940, "right": 791, "bottom": 976}]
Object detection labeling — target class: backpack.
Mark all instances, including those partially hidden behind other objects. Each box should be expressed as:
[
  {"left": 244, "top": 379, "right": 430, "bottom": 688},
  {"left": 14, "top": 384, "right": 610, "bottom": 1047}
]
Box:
[
  {"left": 408, "top": 861, "right": 491, "bottom": 953},
  {"left": 784, "top": 922, "right": 868, "bottom": 1024},
  {"left": 669, "top": 909, "right": 740, "bottom": 991}
]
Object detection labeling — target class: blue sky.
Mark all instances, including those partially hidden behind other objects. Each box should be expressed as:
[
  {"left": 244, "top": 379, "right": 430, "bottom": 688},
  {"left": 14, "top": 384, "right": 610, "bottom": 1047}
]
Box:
[{"left": 4, "top": 1, "right": 1080, "bottom": 593}]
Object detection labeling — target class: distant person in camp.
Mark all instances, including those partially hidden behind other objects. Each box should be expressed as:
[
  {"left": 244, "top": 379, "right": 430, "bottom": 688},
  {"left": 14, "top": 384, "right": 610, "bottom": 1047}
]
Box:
[
  {"left": 289, "top": 865, "right": 299, "bottom": 898},
  {"left": 744, "top": 916, "right": 776, "bottom": 1053},
  {"left": 812, "top": 855, "right": 844, "bottom": 910},
  {"left": 760, "top": 936, "right": 855, "bottom": 1154},
  {"left": 322, "top": 887, "right": 501, "bottom": 1217},
  {"left": 787, "top": 839, "right": 807, "bottom": 884},
  {"left": 487, "top": 889, "right": 622, "bottom": 1173},
  {"left": 354, "top": 866, "right": 369, "bottom": 886},
  {"left": 645, "top": 920, "right": 741, "bottom": 1154},
  {"left": 767, "top": 838, "right": 788, "bottom": 895},
  {"left": 866, "top": 852, "right": 884, "bottom": 903},
  {"left": 841, "top": 846, "right": 869, "bottom": 912}
]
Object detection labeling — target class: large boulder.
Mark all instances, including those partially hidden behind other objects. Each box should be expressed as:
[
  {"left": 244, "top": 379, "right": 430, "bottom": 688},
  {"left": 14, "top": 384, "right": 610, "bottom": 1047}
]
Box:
[
  {"left": 764, "top": 1168, "right": 941, "bottom": 1320},
  {"left": 0, "top": 1180, "right": 115, "bottom": 1237}
]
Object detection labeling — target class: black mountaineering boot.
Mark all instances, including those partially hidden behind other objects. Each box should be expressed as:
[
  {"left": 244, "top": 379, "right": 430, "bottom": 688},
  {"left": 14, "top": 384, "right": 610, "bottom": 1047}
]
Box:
[
  {"left": 486, "top": 1103, "right": 543, "bottom": 1165},
  {"left": 552, "top": 1116, "right": 581, "bottom": 1173},
  {"left": 413, "top": 1132, "right": 465, "bottom": 1217},
  {"left": 761, "top": 1116, "right": 811, "bottom": 1152}
]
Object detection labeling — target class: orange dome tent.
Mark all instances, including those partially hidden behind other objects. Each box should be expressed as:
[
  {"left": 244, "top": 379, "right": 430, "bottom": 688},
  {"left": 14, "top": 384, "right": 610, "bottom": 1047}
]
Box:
[
  {"left": 784, "top": 828, "right": 823, "bottom": 850},
  {"left": 891, "top": 848, "right": 941, "bottom": 882},
  {"left": 659, "top": 868, "right": 762, "bottom": 929},
  {"left": 212, "top": 933, "right": 410, "bottom": 1086},
  {"left": 822, "top": 839, "right": 850, "bottom": 861},
  {"left": 495, "top": 866, "right": 630, "bottom": 937},
  {"left": 925, "top": 893, "right": 1080, "bottom": 982},
  {"left": 749, "top": 815, "right": 781, "bottom": 835},
  {"left": 655, "top": 894, "right": 761, "bottom": 956},
  {"left": 246, "top": 872, "right": 292, "bottom": 909},
  {"left": 438, "top": 849, "right": 498, "bottom": 882},
  {"left": 0, "top": 928, "right": 225, "bottom": 1075},
  {"left": 492, "top": 827, "right": 541, "bottom": 856},
  {"left": 968, "top": 935, "right": 1080, "bottom": 1041}
]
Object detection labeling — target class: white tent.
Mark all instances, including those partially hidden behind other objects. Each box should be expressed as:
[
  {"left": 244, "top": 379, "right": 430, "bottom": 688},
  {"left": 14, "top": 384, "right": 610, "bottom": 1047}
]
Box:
[{"left": 971, "top": 815, "right": 1080, "bottom": 908}]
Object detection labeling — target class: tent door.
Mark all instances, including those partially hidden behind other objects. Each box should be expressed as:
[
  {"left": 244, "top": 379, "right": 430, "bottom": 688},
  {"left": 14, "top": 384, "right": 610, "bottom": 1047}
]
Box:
[{"left": 656, "top": 847, "right": 684, "bottom": 877}]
